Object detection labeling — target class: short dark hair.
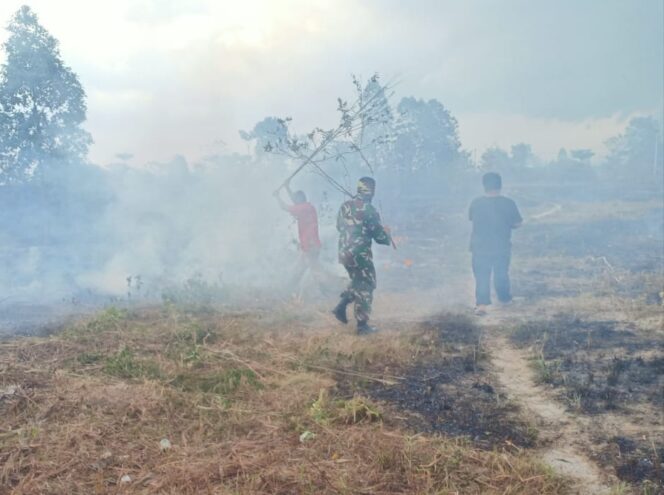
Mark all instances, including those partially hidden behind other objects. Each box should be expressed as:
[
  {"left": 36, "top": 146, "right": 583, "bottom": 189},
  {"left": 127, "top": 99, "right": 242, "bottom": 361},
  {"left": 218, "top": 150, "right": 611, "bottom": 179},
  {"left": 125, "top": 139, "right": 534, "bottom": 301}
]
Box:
[
  {"left": 482, "top": 172, "right": 502, "bottom": 191},
  {"left": 293, "top": 191, "right": 307, "bottom": 203}
]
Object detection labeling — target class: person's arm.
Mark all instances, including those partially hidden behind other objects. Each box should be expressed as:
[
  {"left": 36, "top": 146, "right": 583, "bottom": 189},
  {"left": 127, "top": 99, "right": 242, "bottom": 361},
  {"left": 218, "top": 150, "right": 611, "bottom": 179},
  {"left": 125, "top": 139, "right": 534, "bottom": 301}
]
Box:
[{"left": 367, "top": 206, "right": 392, "bottom": 246}]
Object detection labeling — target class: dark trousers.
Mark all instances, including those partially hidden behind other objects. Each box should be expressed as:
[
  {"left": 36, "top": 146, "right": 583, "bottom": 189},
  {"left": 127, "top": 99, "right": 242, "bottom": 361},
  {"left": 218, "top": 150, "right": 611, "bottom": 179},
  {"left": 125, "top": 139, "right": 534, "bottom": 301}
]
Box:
[{"left": 472, "top": 252, "right": 512, "bottom": 305}]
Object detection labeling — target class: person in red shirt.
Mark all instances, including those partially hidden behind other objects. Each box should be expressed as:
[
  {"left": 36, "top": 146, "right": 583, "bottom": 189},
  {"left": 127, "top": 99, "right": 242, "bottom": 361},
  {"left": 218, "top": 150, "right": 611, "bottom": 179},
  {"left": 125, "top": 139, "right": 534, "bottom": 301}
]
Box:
[{"left": 274, "top": 181, "right": 322, "bottom": 288}]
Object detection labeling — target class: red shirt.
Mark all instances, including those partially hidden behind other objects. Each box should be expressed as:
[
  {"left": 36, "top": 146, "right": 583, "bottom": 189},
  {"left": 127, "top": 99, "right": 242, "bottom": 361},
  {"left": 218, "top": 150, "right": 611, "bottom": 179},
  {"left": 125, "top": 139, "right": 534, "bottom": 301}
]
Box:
[{"left": 287, "top": 202, "right": 322, "bottom": 252}]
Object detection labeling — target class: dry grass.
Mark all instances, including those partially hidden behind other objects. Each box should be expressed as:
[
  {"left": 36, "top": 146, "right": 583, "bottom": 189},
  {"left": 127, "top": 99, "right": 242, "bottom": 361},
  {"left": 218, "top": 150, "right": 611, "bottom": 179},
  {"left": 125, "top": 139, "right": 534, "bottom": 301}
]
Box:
[{"left": 0, "top": 304, "right": 570, "bottom": 494}]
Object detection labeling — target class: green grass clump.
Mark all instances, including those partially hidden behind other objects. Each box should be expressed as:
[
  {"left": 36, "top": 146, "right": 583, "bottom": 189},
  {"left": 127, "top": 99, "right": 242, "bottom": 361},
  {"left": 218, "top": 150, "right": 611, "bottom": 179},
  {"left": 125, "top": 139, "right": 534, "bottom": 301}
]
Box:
[
  {"left": 310, "top": 389, "right": 381, "bottom": 425},
  {"left": 103, "top": 347, "right": 161, "bottom": 379},
  {"left": 86, "top": 307, "right": 127, "bottom": 332},
  {"left": 63, "top": 307, "right": 128, "bottom": 339},
  {"left": 532, "top": 356, "right": 562, "bottom": 385},
  {"left": 166, "top": 323, "right": 214, "bottom": 366},
  {"left": 76, "top": 352, "right": 103, "bottom": 365},
  {"left": 172, "top": 368, "right": 262, "bottom": 395}
]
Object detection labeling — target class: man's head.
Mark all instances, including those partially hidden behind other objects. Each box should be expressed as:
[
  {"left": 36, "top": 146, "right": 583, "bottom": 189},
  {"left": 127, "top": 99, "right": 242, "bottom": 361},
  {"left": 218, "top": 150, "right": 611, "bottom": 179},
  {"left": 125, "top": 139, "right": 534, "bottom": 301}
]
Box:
[
  {"left": 357, "top": 177, "right": 376, "bottom": 200},
  {"left": 482, "top": 172, "right": 502, "bottom": 193},
  {"left": 293, "top": 191, "right": 307, "bottom": 204}
]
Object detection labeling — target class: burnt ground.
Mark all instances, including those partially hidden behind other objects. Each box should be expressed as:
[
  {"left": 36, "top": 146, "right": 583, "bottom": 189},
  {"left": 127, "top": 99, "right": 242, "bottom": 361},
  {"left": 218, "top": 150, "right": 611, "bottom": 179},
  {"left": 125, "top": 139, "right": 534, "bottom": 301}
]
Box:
[
  {"left": 336, "top": 314, "right": 537, "bottom": 450},
  {"left": 375, "top": 197, "right": 664, "bottom": 490},
  {"left": 519, "top": 210, "right": 663, "bottom": 273},
  {"left": 512, "top": 207, "right": 664, "bottom": 302},
  {"left": 510, "top": 316, "right": 664, "bottom": 489},
  {"left": 599, "top": 435, "right": 664, "bottom": 490},
  {"left": 510, "top": 316, "right": 663, "bottom": 413}
]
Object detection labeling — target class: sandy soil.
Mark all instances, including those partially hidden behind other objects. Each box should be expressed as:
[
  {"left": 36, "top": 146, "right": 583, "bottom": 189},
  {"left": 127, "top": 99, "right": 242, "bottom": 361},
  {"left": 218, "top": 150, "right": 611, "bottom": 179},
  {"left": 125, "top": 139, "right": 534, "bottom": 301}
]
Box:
[{"left": 488, "top": 329, "right": 614, "bottom": 494}]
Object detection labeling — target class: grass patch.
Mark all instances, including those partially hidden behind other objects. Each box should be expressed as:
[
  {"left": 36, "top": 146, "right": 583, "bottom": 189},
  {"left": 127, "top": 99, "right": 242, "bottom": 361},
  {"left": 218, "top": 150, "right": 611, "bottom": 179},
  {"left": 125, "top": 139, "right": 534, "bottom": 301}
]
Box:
[
  {"left": 75, "top": 351, "right": 103, "bottom": 365},
  {"left": 532, "top": 356, "right": 563, "bottom": 385},
  {"left": 171, "top": 368, "right": 262, "bottom": 395},
  {"left": 61, "top": 306, "right": 128, "bottom": 339},
  {"left": 103, "top": 347, "right": 161, "bottom": 379},
  {"left": 84, "top": 306, "right": 127, "bottom": 333},
  {"left": 310, "top": 389, "right": 381, "bottom": 425},
  {"left": 161, "top": 273, "right": 227, "bottom": 307},
  {"left": 165, "top": 323, "right": 215, "bottom": 367},
  {"left": 0, "top": 305, "right": 571, "bottom": 494}
]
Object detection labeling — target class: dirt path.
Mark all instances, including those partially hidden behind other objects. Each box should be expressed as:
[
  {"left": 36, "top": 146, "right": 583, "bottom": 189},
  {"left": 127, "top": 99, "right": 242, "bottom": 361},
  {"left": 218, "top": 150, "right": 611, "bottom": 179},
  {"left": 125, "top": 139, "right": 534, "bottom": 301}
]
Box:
[
  {"left": 529, "top": 202, "right": 563, "bottom": 221},
  {"left": 486, "top": 330, "right": 616, "bottom": 494}
]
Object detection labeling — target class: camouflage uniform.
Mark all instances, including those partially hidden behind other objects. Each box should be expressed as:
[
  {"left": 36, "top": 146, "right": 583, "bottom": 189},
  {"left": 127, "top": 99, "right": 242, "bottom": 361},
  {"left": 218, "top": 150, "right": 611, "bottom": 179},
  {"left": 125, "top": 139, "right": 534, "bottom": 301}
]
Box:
[{"left": 337, "top": 197, "right": 391, "bottom": 323}]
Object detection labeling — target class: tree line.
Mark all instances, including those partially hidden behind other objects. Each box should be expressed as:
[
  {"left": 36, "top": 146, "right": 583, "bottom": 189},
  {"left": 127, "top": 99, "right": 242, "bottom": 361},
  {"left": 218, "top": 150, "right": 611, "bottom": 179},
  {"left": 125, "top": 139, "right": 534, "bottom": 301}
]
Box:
[{"left": 1, "top": 5, "right": 662, "bottom": 192}]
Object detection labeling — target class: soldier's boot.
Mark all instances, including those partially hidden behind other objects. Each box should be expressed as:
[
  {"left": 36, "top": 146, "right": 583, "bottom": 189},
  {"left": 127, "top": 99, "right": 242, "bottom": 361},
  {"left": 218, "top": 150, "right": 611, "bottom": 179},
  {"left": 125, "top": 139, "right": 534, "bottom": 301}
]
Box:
[
  {"left": 332, "top": 296, "right": 351, "bottom": 324},
  {"left": 357, "top": 320, "right": 378, "bottom": 335}
]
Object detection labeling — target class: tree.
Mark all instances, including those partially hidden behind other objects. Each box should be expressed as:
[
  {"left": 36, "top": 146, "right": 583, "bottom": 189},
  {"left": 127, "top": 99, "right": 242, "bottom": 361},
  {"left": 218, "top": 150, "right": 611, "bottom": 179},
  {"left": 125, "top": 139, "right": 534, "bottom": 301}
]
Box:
[
  {"left": 244, "top": 75, "right": 397, "bottom": 197},
  {"left": 547, "top": 147, "right": 596, "bottom": 183},
  {"left": 557, "top": 148, "right": 569, "bottom": 162},
  {"left": 393, "top": 97, "right": 466, "bottom": 174},
  {"left": 354, "top": 74, "right": 394, "bottom": 171},
  {"left": 510, "top": 143, "right": 535, "bottom": 168},
  {"left": 605, "top": 116, "right": 663, "bottom": 183},
  {"left": 480, "top": 146, "right": 511, "bottom": 171},
  {"left": 0, "top": 6, "right": 91, "bottom": 183}
]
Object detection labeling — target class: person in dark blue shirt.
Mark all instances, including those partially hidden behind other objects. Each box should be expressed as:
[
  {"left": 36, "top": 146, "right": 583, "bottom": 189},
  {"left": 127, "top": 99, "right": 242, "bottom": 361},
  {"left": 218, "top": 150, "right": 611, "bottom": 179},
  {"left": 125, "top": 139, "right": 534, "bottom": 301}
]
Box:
[{"left": 468, "top": 172, "right": 522, "bottom": 315}]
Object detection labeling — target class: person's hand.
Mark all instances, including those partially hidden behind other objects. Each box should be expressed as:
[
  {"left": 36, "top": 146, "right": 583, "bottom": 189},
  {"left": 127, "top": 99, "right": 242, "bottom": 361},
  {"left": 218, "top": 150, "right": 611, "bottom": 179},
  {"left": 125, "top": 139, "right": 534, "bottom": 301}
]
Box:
[{"left": 384, "top": 225, "right": 391, "bottom": 235}]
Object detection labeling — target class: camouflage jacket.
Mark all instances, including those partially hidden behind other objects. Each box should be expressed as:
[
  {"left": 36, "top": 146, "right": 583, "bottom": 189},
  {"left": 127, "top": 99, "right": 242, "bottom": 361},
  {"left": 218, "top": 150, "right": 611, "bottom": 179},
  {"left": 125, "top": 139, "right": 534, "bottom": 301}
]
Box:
[{"left": 337, "top": 197, "right": 391, "bottom": 266}]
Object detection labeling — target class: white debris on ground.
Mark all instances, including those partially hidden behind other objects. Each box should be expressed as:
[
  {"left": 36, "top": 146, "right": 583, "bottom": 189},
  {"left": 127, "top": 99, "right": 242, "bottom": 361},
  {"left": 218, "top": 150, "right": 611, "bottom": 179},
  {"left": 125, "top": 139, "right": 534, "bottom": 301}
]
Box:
[{"left": 0, "top": 385, "right": 20, "bottom": 400}]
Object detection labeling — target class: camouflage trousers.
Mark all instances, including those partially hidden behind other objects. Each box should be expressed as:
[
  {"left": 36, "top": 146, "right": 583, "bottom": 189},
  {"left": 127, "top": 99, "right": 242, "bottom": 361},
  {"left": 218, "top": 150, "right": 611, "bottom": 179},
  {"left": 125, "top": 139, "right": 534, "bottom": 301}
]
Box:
[{"left": 341, "top": 261, "right": 376, "bottom": 323}]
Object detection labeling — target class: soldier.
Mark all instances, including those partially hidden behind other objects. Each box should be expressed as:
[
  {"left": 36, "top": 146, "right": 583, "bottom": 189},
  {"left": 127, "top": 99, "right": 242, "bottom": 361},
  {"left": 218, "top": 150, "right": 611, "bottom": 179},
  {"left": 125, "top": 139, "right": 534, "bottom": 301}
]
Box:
[{"left": 332, "top": 177, "right": 392, "bottom": 334}]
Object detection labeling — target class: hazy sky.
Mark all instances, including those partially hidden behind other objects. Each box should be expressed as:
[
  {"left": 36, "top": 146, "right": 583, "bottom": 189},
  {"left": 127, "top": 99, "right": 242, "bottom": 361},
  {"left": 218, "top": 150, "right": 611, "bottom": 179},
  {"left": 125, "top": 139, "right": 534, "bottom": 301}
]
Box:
[{"left": 0, "top": 0, "right": 662, "bottom": 165}]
